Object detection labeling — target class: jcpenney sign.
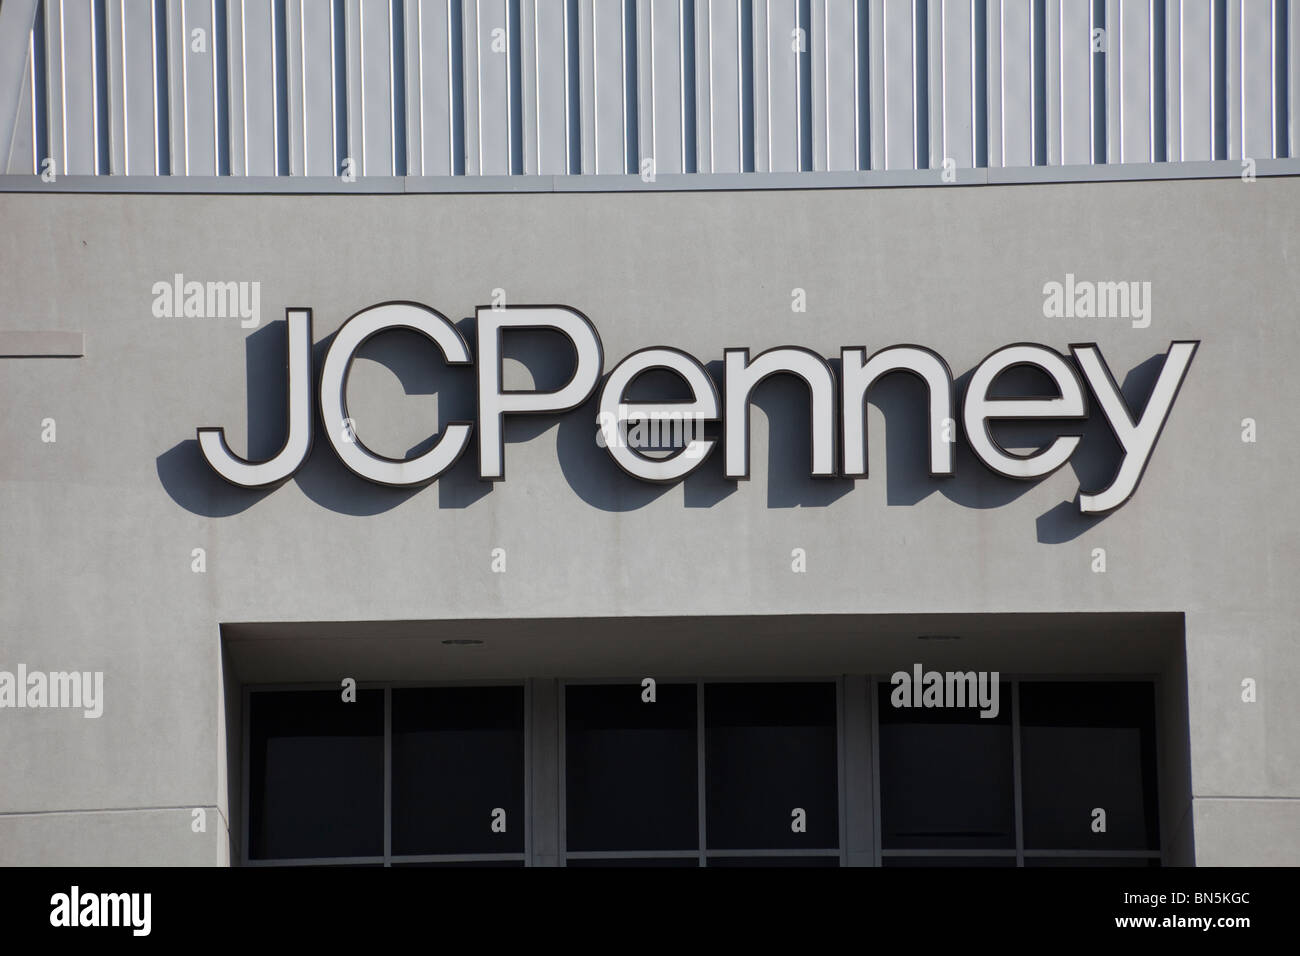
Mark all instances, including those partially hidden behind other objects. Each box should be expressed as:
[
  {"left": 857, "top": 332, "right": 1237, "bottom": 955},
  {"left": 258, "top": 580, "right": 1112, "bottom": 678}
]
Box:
[{"left": 195, "top": 302, "right": 1198, "bottom": 514}]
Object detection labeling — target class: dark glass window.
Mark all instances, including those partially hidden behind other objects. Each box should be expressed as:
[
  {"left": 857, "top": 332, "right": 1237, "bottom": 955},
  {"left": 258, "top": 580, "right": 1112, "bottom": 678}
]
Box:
[
  {"left": 704, "top": 682, "right": 838, "bottom": 850},
  {"left": 565, "top": 683, "right": 698, "bottom": 852},
  {"left": 249, "top": 689, "right": 384, "bottom": 860},
  {"left": 391, "top": 686, "right": 525, "bottom": 855},
  {"left": 878, "top": 680, "right": 1015, "bottom": 850},
  {"left": 1019, "top": 682, "right": 1159, "bottom": 851}
]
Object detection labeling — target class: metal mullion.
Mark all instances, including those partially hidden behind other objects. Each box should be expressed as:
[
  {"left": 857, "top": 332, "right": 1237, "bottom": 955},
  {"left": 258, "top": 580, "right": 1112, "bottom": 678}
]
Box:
[
  {"left": 870, "top": 674, "right": 882, "bottom": 866},
  {"left": 836, "top": 675, "right": 846, "bottom": 866},
  {"left": 1151, "top": 670, "right": 1166, "bottom": 862},
  {"left": 383, "top": 684, "right": 392, "bottom": 866},
  {"left": 558, "top": 679, "right": 567, "bottom": 866},
  {"left": 696, "top": 678, "right": 706, "bottom": 866},
  {"left": 523, "top": 678, "right": 532, "bottom": 866},
  {"left": 1012, "top": 679, "right": 1024, "bottom": 867},
  {"left": 240, "top": 683, "right": 250, "bottom": 867}
]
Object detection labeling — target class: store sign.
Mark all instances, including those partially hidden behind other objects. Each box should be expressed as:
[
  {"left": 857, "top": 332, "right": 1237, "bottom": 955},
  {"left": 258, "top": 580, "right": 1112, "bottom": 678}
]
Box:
[{"left": 195, "top": 301, "right": 1198, "bottom": 514}]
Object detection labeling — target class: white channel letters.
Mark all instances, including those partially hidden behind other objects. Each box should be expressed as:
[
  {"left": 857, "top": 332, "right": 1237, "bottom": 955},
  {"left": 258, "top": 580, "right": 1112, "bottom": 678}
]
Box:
[{"left": 195, "top": 301, "right": 1198, "bottom": 515}]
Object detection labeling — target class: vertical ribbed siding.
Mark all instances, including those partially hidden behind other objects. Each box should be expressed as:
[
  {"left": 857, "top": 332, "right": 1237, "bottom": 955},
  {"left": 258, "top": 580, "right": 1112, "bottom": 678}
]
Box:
[
  {"left": 45, "top": 0, "right": 106, "bottom": 175},
  {"left": 578, "top": 0, "right": 636, "bottom": 174},
  {"left": 106, "top": 0, "right": 167, "bottom": 174},
  {"left": 696, "top": 0, "right": 740, "bottom": 172},
  {"left": 811, "top": 0, "right": 863, "bottom": 171},
  {"left": 1105, "top": 0, "right": 1162, "bottom": 164},
  {"left": 1230, "top": 0, "right": 1282, "bottom": 159},
  {"left": 987, "top": 0, "right": 1035, "bottom": 168},
  {"left": 1, "top": 0, "right": 1296, "bottom": 178},
  {"left": 520, "top": 0, "right": 573, "bottom": 174},
  {"left": 638, "top": 0, "right": 696, "bottom": 174},
  {"left": 4, "top": 1, "right": 43, "bottom": 174},
  {"left": 1170, "top": 0, "right": 1213, "bottom": 160},
  {"left": 285, "top": 0, "right": 338, "bottom": 175},
  {"left": 1045, "top": 0, "right": 1091, "bottom": 165},
  {"left": 930, "top": 0, "right": 979, "bottom": 170}
]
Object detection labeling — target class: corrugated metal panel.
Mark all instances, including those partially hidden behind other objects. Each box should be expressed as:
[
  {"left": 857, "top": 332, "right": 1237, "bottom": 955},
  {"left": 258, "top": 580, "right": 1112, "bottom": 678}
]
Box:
[
  {"left": 988, "top": 0, "right": 1036, "bottom": 168},
  {"left": 463, "top": 0, "right": 516, "bottom": 175},
  {"left": 638, "top": 0, "right": 694, "bottom": 174},
  {"left": 1105, "top": 0, "right": 1158, "bottom": 164},
  {"left": 577, "top": 0, "right": 635, "bottom": 174},
  {"left": 106, "top": 0, "right": 164, "bottom": 174},
  {"left": 45, "top": 0, "right": 105, "bottom": 175},
  {"left": 520, "top": 0, "right": 575, "bottom": 174},
  {"left": 696, "top": 0, "right": 747, "bottom": 172},
  {"left": 930, "top": 0, "right": 987, "bottom": 170},
  {"left": 344, "top": 0, "right": 403, "bottom": 176},
  {"left": 1291, "top": 0, "right": 1298, "bottom": 157},
  {"left": 284, "top": 0, "right": 340, "bottom": 176},
  {"left": 754, "top": 0, "right": 803, "bottom": 172},
  {"left": 227, "top": 0, "right": 279, "bottom": 175},
  {"left": 1045, "top": 0, "right": 1093, "bottom": 166},
  {"left": 405, "top": 0, "right": 462, "bottom": 175},
  {"left": 1229, "top": 0, "right": 1279, "bottom": 159},
  {"left": 811, "top": 0, "right": 863, "bottom": 171},
  {"left": 166, "top": 0, "right": 223, "bottom": 175},
  {"left": 866, "top": 0, "right": 926, "bottom": 170},
  {"left": 1169, "top": 0, "right": 1215, "bottom": 161},
  {"left": 5, "top": 18, "right": 39, "bottom": 173},
  {"left": 1, "top": 0, "right": 1296, "bottom": 179}
]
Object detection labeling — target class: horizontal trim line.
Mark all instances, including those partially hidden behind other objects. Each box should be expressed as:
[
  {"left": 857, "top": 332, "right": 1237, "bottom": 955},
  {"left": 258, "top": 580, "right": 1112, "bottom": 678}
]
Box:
[
  {"left": 0, "top": 804, "right": 223, "bottom": 820},
  {"left": 0, "top": 160, "right": 1298, "bottom": 195}
]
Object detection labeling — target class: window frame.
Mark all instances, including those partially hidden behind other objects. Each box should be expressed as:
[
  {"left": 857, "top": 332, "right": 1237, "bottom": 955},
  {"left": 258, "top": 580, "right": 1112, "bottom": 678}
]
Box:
[
  {"left": 241, "top": 680, "right": 531, "bottom": 867},
  {"left": 239, "top": 673, "right": 1164, "bottom": 867}
]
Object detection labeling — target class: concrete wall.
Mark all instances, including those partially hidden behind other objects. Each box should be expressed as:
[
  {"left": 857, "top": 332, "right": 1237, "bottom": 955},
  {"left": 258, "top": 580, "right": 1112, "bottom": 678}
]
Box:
[{"left": 0, "top": 176, "right": 1296, "bottom": 864}]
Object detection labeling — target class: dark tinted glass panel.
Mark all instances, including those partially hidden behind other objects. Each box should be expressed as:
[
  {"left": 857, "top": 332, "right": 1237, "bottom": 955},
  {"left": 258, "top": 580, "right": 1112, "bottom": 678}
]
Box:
[
  {"left": 878, "top": 680, "right": 1014, "bottom": 850},
  {"left": 705, "top": 683, "right": 838, "bottom": 850},
  {"left": 882, "top": 856, "right": 1017, "bottom": 867},
  {"left": 392, "top": 687, "right": 525, "bottom": 855},
  {"left": 249, "top": 689, "right": 384, "bottom": 859},
  {"left": 1024, "top": 857, "right": 1159, "bottom": 867},
  {"left": 1019, "top": 682, "right": 1159, "bottom": 851},
  {"left": 707, "top": 856, "right": 840, "bottom": 867},
  {"left": 565, "top": 683, "right": 698, "bottom": 851},
  {"left": 566, "top": 857, "right": 699, "bottom": 867}
]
